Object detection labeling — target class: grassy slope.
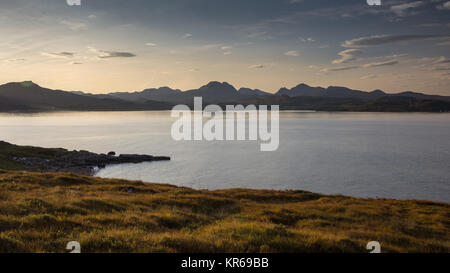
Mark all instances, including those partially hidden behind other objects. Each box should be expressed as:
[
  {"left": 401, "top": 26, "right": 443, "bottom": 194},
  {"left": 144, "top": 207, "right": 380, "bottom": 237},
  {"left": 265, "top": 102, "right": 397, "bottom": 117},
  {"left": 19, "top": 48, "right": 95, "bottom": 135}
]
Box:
[
  {"left": 0, "top": 141, "right": 68, "bottom": 170},
  {"left": 0, "top": 170, "right": 449, "bottom": 253}
]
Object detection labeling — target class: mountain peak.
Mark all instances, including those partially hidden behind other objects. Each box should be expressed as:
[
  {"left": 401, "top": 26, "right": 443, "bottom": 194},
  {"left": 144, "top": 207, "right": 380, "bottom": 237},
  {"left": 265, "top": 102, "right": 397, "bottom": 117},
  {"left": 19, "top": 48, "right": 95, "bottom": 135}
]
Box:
[
  {"left": 200, "top": 81, "right": 237, "bottom": 92},
  {"left": 19, "top": 81, "right": 38, "bottom": 88},
  {"left": 294, "top": 83, "right": 311, "bottom": 88},
  {"left": 370, "top": 89, "right": 386, "bottom": 95}
]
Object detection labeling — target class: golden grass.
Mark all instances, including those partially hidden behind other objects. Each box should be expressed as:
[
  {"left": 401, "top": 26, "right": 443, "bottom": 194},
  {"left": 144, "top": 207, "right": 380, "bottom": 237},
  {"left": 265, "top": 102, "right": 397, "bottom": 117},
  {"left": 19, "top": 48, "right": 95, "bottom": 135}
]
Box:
[{"left": 0, "top": 170, "right": 448, "bottom": 253}]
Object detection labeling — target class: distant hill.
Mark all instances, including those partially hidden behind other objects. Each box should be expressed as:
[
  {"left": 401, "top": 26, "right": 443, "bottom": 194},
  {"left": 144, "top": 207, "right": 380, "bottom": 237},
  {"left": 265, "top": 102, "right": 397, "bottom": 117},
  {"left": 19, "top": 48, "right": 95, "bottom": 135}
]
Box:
[
  {"left": 108, "top": 87, "right": 183, "bottom": 103},
  {"left": 0, "top": 81, "right": 173, "bottom": 112},
  {"left": 1, "top": 81, "right": 450, "bottom": 112},
  {"left": 276, "top": 83, "right": 450, "bottom": 102},
  {"left": 238, "top": 87, "right": 273, "bottom": 97},
  {"left": 103, "top": 82, "right": 272, "bottom": 104}
]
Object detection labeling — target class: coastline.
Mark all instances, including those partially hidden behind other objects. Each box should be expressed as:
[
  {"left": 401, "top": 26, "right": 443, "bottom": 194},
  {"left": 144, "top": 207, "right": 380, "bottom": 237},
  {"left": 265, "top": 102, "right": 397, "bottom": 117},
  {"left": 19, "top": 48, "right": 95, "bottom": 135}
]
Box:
[
  {"left": 0, "top": 169, "right": 448, "bottom": 253},
  {"left": 0, "top": 141, "right": 170, "bottom": 176},
  {"left": 0, "top": 141, "right": 449, "bottom": 253}
]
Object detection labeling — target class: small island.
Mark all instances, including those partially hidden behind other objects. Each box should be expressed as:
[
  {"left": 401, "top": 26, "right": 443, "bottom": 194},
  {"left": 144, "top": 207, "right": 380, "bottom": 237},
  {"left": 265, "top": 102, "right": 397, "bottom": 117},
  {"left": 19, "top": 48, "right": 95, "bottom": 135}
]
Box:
[{"left": 0, "top": 141, "right": 448, "bottom": 253}]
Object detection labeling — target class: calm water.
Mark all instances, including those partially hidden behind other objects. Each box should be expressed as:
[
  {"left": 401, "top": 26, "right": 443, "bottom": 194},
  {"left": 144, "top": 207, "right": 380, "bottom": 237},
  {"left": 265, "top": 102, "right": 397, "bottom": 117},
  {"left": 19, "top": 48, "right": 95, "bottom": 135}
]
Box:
[{"left": 0, "top": 111, "right": 449, "bottom": 202}]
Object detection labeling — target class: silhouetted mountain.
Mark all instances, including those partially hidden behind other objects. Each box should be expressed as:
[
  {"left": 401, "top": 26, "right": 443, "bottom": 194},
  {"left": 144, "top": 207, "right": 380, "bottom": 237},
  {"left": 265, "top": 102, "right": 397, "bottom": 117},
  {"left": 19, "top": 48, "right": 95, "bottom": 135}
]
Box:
[
  {"left": 276, "top": 83, "right": 326, "bottom": 97},
  {"left": 109, "top": 87, "right": 182, "bottom": 103},
  {"left": 1, "top": 81, "right": 449, "bottom": 112},
  {"left": 275, "top": 83, "right": 450, "bottom": 103},
  {"left": 0, "top": 81, "right": 173, "bottom": 112},
  {"left": 106, "top": 82, "right": 273, "bottom": 104},
  {"left": 181, "top": 81, "right": 239, "bottom": 103},
  {"left": 238, "top": 88, "right": 272, "bottom": 96}
]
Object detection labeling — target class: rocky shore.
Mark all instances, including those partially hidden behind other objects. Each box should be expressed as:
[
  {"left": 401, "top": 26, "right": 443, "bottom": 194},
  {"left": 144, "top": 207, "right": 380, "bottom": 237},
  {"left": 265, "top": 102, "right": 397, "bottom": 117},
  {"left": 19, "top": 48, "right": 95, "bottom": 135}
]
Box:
[{"left": 13, "top": 149, "right": 170, "bottom": 175}]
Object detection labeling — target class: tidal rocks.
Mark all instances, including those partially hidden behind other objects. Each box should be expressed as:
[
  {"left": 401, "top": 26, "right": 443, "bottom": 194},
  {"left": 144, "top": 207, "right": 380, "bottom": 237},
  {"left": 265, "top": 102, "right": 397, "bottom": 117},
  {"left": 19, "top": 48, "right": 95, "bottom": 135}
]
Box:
[{"left": 14, "top": 149, "right": 170, "bottom": 175}]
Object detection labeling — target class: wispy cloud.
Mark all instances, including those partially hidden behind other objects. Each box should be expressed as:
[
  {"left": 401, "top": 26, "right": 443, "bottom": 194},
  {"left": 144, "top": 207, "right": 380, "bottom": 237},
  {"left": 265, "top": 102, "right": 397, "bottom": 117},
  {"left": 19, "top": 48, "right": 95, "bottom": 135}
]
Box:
[
  {"left": 363, "top": 60, "right": 399, "bottom": 68},
  {"left": 98, "top": 51, "right": 136, "bottom": 58},
  {"left": 145, "top": 42, "right": 157, "bottom": 46},
  {"left": 342, "top": 34, "right": 450, "bottom": 47},
  {"left": 6, "top": 58, "right": 26, "bottom": 62},
  {"left": 88, "top": 47, "right": 136, "bottom": 59},
  {"left": 61, "top": 20, "right": 86, "bottom": 31},
  {"left": 321, "top": 66, "right": 359, "bottom": 72},
  {"left": 284, "top": 50, "right": 300, "bottom": 57},
  {"left": 41, "top": 52, "right": 75, "bottom": 59},
  {"left": 436, "top": 1, "right": 450, "bottom": 10},
  {"left": 437, "top": 40, "right": 450, "bottom": 46},
  {"left": 182, "top": 33, "right": 192, "bottom": 39},
  {"left": 390, "top": 1, "right": 424, "bottom": 16},
  {"left": 332, "top": 49, "right": 362, "bottom": 64},
  {"left": 323, "top": 58, "right": 400, "bottom": 72},
  {"left": 249, "top": 64, "right": 265, "bottom": 69},
  {"left": 298, "top": 36, "right": 315, "bottom": 42},
  {"left": 360, "top": 74, "right": 378, "bottom": 80},
  {"left": 433, "top": 56, "right": 450, "bottom": 64}
]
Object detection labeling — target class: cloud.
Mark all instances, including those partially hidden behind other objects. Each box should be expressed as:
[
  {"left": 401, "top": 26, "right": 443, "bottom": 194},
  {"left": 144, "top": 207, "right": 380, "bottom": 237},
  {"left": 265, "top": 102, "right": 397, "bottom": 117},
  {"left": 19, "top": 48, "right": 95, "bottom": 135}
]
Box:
[
  {"left": 61, "top": 20, "right": 86, "bottom": 31},
  {"left": 332, "top": 49, "right": 362, "bottom": 64},
  {"left": 284, "top": 50, "right": 300, "bottom": 57},
  {"left": 249, "top": 64, "right": 265, "bottom": 69},
  {"left": 323, "top": 58, "right": 399, "bottom": 72},
  {"left": 342, "top": 34, "right": 449, "bottom": 47},
  {"left": 390, "top": 1, "right": 425, "bottom": 16},
  {"left": 437, "top": 1, "right": 450, "bottom": 10},
  {"left": 98, "top": 51, "right": 136, "bottom": 58},
  {"left": 360, "top": 74, "right": 378, "bottom": 80},
  {"left": 145, "top": 42, "right": 157, "bottom": 46},
  {"left": 199, "top": 44, "right": 220, "bottom": 50},
  {"left": 437, "top": 40, "right": 450, "bottom": 46},
  {"left": 416, "top": 23, "right": 443, "bottom": 28},
  {"left": 223, "top": 51, "right": 232, "bottom": 55},
  {"left": 221, "top": 46, "right": 232, "bottom": 50},
  {"left": 69, "top": 62, "right": 83, "bottom": 65},
  {"left": 6, "top": 58, "right": 26, "bottom": 62},
  {"left": 182, "top": 33, "right": 192, "bottom": 39},
  {"left": 248, "top": 31, "right": 272, "bottom": 40},
  {"left": 433, "top": 56, "right": 450, "bottom": 64},
  {"left": 298, "top": 36, "right": 315, "bottom": 42},
  {"left": 363, "top": 60, "right": 399, "bottom": 68},
  {"left": 289, "top": 0, "right": 304, "bottom": 3},
  {"left": 321, "top": 66, "right": 359, "bottom": 72},
  {"left": 41, "top": 52, "right": 75, "bottom": 59},
  {"left": 88, "top": 47, "right": 136, "bottom": 59}
]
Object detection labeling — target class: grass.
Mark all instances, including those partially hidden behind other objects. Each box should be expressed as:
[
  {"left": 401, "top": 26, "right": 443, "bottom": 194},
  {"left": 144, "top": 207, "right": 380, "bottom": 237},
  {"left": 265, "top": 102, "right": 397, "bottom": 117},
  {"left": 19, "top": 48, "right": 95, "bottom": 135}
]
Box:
[
  {"left": 0, "top": 170, "right": 448, "bottom": 253},
  {"left": 0, "top": 141, "right": 68, "bottom": 170}
]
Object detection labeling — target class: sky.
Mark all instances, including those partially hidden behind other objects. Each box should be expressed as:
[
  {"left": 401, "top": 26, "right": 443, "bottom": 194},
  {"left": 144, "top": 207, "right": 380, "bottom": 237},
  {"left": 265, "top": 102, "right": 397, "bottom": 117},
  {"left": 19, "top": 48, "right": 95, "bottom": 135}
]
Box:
[{"left": 0, "top": 0, "right": 449, "bottom": 95}]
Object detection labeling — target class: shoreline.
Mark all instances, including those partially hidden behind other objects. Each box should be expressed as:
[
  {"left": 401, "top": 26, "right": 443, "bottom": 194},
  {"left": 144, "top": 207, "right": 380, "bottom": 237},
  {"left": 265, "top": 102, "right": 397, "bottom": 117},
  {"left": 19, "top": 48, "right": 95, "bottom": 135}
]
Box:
[
  {"left": 0, "top": 141, "right": 170, "bottom": 176},
  {"left": 0, "top": 141, "right": 449, "bottom": 253},
  {"left": 0, "top": 169, "right": 448, "bottom": 253}
]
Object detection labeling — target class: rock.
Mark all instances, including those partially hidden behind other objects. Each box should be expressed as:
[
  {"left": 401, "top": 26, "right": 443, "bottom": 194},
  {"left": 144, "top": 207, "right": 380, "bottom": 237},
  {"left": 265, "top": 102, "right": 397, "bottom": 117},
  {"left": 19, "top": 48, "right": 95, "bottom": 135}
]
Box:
[
  {"left": 12, "top": 149, "right": 170, "bottom": 176},
  {"left": 118, "top": 154, "right": 154, "bottom": 162}
]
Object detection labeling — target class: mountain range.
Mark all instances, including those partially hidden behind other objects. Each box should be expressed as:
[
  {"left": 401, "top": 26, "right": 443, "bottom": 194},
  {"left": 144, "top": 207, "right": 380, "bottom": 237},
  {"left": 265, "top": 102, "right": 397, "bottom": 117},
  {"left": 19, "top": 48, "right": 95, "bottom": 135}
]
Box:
[{"left": 1, "top": 81, "right": 449, "bottom": 112}]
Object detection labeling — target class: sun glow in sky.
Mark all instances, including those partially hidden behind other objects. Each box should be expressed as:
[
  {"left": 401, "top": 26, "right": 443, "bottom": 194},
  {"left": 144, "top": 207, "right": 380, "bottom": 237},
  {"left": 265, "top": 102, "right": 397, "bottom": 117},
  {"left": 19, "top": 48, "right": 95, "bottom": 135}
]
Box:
[{"left": 0, "top": 0, "right": 449, "bottom": 94}]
